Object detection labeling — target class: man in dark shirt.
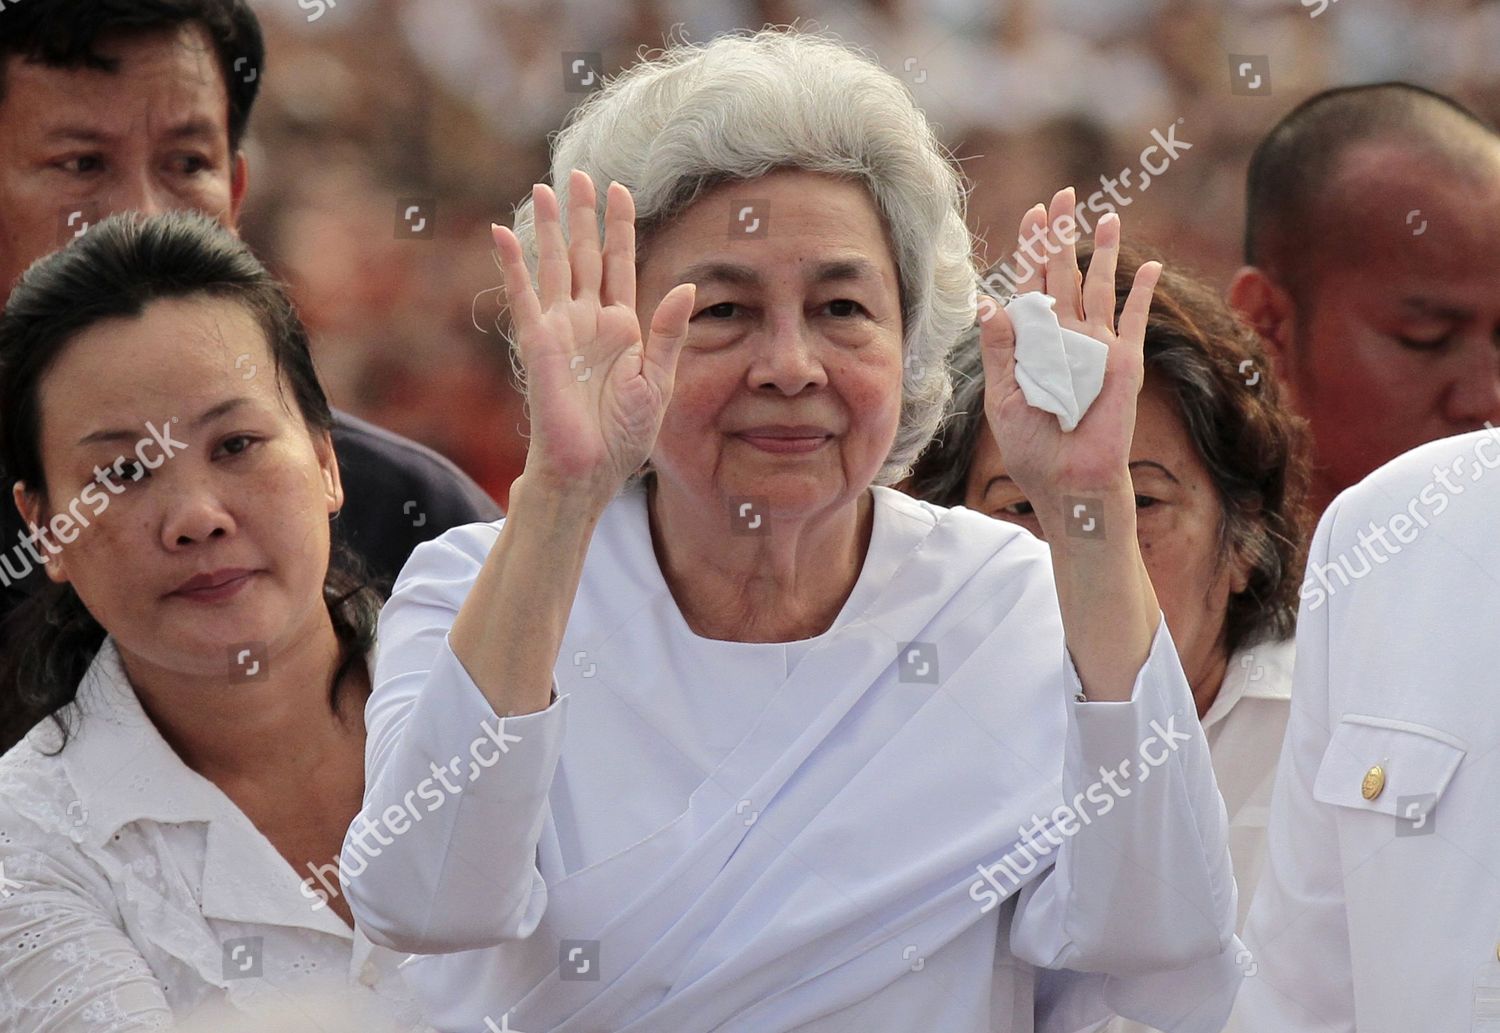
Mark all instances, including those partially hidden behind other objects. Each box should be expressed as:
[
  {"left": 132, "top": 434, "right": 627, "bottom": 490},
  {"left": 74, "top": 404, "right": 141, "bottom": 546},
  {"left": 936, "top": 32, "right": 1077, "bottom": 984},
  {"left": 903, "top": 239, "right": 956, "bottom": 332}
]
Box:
[{"left": 0, "top": 0, "right": 502, "bottom": 636}]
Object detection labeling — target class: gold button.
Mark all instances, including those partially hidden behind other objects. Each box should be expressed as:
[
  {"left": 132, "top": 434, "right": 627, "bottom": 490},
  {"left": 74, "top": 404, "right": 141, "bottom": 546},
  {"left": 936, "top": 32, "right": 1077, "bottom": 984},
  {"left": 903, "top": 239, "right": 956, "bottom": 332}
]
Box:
[{"left": 1361, "top": 765, "right": 1386, "bottom": 800}]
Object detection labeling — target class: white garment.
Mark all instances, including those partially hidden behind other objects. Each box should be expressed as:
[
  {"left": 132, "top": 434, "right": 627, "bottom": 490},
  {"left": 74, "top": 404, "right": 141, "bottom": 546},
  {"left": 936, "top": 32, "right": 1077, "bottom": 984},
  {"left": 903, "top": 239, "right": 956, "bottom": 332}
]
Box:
[
  {"left": 1092, "top": 638, "right": 1294, "bottom": 1033},
  {"left": 1239, "top": 426, "right": 1500, "bottom": 1032},
  {"left": 346, "top": 484, "right": 1245, "bottom": 1033},
  {"left": 0, "top": 638, "right": 428, "bottom": 1033}
]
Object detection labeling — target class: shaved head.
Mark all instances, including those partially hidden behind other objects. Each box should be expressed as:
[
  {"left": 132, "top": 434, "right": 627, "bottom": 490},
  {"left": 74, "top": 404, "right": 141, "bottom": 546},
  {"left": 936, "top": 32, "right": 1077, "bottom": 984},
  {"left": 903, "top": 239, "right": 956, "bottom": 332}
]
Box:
[
  {"left": 1244, "top": 83, "right": 1500, "bottom": 295},
  {"left": 1231, "top": 81, "right": 1500, "bottom": 514}
]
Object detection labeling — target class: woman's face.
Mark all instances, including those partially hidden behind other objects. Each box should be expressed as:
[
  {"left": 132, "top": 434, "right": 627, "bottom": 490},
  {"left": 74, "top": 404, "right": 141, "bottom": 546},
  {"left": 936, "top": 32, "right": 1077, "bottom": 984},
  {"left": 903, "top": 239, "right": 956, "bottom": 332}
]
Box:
[
  {"left": 15, "top": 295, "right": 342, "bottom": 679},
  {"left": 636, "top": 169, "right": 905, "bottom": 524},
  {"left": 965, "top": 372, "right": 1253, "bottom": 690}
]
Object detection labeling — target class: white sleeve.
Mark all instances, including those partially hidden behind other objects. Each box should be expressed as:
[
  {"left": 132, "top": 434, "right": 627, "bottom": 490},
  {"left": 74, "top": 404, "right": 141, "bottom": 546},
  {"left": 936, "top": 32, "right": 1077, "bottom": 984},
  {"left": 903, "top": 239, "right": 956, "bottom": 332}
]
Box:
[
  {"left": 1234, "top": 504, "right": 1355, "bottom": 1032},
  {"left": 0, "top": 806, "right": 173, "bottom": 1032},
  {"left": 1012, "top": 615, "right": 1245, "bottom": 1033},
  {"left": 342, "top": 529, "right": 568, "bottom": 955}
]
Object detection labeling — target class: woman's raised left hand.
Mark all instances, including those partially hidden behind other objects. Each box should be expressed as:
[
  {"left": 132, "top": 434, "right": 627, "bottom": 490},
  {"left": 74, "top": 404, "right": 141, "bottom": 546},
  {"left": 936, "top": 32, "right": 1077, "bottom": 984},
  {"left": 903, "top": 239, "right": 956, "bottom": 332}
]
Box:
[{"left": 977, "top": 188, "right": 1161, "bottom": 523}]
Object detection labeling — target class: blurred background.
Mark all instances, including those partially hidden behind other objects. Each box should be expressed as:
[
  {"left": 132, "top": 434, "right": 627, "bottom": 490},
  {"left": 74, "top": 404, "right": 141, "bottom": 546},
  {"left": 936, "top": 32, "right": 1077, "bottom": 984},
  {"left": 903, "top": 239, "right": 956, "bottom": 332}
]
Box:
[{"left": 237, "top": 0, "right": 1500, "bottom": 509}]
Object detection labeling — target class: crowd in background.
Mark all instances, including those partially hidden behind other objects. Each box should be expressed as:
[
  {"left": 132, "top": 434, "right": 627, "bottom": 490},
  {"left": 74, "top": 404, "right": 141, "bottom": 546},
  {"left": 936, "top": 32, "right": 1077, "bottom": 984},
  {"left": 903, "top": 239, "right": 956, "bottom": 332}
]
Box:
[{"left": 242, "top": 0, "right": 1500, "bottom": 508}]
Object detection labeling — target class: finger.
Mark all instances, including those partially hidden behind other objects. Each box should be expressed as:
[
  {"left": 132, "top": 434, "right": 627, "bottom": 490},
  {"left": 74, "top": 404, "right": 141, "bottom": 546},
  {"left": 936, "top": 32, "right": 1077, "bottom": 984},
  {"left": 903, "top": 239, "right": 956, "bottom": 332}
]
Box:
[
  {"left": 601, "top": 182, "right": 637, "bottom": 311},
  {"left": 492, "top": 223, "right": 542, "bottom": 339},
  {"left": 1010, "top": 203, "right": 1047, "bottom": 297},
  {"left": 1043, "top": 187, "right": 1082, "bottom": 320},
  {"left": 533, "top": 183, "right": 571, "bottom": 307},
  {"left": 1083, "top": 211, "right": 1121, "bottom": 335},
  {"left": 642, "top": 282, "right": 696, "bottom": 395},
  {"left": 1117, "top": 260, "right": 1163, "bottom": 354},
  {"left": 568, "top": 170, "right": 603, "bottom": 300},
  {"left": 976, "top": 295, "right": 1019, "bottom": 400}
]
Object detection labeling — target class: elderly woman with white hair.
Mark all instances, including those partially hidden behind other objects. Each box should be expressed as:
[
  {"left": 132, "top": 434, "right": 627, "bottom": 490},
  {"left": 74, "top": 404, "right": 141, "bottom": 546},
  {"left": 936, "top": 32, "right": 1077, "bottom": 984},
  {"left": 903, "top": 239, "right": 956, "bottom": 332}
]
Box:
[{"left": 342, "top": 30, "right": 1244, "bottom": 1033}]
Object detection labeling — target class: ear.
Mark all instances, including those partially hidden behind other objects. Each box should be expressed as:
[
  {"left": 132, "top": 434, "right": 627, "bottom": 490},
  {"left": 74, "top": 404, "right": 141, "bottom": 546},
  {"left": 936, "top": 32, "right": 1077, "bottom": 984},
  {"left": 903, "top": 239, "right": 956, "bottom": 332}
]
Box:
[
  {"left": 227, "top": 151, "right": 250, "bottom": 234},
  {"left": 1227, "top": 266, "right": 1299, "bottom": 389},
  {"left": 1223, "top": 497, "right": 1265, "bottom": 597},
  {"left": 311, "top": 429, "right": 344, "bottom": 517},
  {"left": 13, "top": 482, "right": 69, "bottom": 584}
]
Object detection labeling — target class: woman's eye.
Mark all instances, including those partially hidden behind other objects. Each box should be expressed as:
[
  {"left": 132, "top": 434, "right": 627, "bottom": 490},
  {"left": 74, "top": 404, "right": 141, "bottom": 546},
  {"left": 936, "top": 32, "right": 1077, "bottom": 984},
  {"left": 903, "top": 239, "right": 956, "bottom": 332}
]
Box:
[
  {"left": 1135, "top": 494, "right": 1159, "bottom": 510},
  {"left": 216, "top": 434, "right": 256, "bottom": 458},
  {"left": 106, "top": 458, "right": 147, "bottom": 484},
  {"left": 696, "top": 302, "right": 738, "bottom": 319},
  {"left": 999, "top": 500, "right": 1035, "bottom": 517},
  {"left": 824, "top": 299, "right": 865, "bottom": 317}
]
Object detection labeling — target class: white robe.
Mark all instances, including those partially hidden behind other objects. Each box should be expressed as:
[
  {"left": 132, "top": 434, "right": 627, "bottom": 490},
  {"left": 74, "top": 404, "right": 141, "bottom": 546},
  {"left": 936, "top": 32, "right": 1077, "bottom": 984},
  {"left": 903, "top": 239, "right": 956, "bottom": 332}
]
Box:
[{"left": 344, "top": 484, "right": 1244, "bottom": 1033}]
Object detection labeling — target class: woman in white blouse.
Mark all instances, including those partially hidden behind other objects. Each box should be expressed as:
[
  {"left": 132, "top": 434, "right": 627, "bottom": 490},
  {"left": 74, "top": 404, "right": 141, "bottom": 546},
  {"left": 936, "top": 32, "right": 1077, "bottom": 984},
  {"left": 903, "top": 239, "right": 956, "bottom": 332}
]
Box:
[
  {"left": 344, "top": 30, "right": 1244, "bottom": 1033},
  {"left": 0, "top": 213, "right": 426, "bottom": 1031},
  {"left": 908, "top": 247, "right": 1313, "bottom": 1033}
]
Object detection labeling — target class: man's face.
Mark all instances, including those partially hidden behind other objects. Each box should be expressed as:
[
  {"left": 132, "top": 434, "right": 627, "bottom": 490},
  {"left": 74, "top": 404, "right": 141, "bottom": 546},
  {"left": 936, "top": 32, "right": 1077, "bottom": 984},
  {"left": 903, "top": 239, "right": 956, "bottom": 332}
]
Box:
[
  {"left": 0, "top": 24, "right": 246, "bottom": 298},
  {"left": 1286, "top": 144, "right": 1500, "bottom": 499}
]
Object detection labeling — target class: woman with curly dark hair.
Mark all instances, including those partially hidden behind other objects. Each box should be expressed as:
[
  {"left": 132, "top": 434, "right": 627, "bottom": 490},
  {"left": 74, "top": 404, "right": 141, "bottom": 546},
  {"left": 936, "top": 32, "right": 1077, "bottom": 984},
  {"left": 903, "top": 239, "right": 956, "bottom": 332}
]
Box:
[{"left": 908, "top": 245, "right": 1312, "bottom": 998}]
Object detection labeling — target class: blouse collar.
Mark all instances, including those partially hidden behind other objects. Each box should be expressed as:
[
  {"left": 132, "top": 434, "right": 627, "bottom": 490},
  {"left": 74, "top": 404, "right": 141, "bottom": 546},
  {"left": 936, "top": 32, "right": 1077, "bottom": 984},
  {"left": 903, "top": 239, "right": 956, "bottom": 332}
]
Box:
[
  {"left": 1202, "top": 635, "right": 1295, "bottom": 731},
  {"left": 34, "top": 636, "right": 355, "bottom": 939}
]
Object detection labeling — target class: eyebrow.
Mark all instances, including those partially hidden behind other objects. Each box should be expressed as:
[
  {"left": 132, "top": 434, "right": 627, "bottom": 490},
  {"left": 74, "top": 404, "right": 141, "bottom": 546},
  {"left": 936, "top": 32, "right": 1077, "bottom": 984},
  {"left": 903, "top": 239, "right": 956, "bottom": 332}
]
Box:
[
  {"left": 982, "top": 459, "right": 1178, "bottom": 497},
  {"left": 43, "top": 117, "right": 223, "bottom": 147},
  {"left": 1400, "top": 297, "right": 1471, "bottom": 322},
  {"left": 676, "top": 257, "right": 887, "bottom": 289},
  {"left": 981, "top": 474, "right": 1015, "bottom": 498},
  {"left": 678, "top": 262, "right": 758, "bottom": 288},
  {"left": 76, "top": 397, "right": 250, "bottom": 447},
  {"left": 1127, "top": 459, "right": 1180, "bottom": 483}
]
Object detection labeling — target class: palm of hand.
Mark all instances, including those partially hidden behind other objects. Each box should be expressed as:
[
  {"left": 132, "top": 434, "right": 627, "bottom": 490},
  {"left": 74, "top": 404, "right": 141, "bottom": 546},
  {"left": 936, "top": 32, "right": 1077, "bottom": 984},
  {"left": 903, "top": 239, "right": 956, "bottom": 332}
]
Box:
[
  {"left": 492, "top": 171, "right": 697, "bottom": 496},
  {"left": 979, "top": 189, "right": 1161, "bottom": 502}
]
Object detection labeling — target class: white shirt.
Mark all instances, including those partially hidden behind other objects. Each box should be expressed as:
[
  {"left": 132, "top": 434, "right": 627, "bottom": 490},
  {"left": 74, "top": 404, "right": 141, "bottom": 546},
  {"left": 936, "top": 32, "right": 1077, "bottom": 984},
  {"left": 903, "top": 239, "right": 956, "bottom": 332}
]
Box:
[
  {"left": 346, "top": 484, "right": 1245, "bottom": 1033},
  {"left": 1093, "top": 638, "right": 1294, "bottom": 1033},
  {"left": 0, "top": 637, "right": 428, "bottom": 1033},
  {"left": 1240, "top": 426, "right": 1500, "bottom": 1032}
]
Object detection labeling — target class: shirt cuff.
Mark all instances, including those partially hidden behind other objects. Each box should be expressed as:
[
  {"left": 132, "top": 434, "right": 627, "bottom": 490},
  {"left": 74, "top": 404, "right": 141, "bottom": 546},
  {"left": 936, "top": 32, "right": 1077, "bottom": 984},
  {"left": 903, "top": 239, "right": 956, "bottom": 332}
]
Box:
[
  {"left": 1062, "top": 614, "right": 1201, "bottom": 766},
  {"left": 1063, "top": 612, "right": 1172, "bottom": 707}
]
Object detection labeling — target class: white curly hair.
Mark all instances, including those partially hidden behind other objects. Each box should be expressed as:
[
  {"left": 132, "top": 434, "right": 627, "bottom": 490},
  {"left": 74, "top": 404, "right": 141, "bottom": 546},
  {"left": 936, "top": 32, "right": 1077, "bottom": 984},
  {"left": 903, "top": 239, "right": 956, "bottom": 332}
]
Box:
[{"left": 509, "top": 28, "right": 979, "bottom": 484}]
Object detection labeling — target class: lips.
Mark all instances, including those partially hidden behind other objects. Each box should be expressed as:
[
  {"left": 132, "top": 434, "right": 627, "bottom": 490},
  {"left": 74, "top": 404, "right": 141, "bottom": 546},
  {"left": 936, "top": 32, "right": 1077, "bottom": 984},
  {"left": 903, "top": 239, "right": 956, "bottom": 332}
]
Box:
[
  {"left": 171, "top": 567, "right": 257, "bottom": 597},
  {"left": 733, "top": 424, "right": 835, "bottom": 454}
]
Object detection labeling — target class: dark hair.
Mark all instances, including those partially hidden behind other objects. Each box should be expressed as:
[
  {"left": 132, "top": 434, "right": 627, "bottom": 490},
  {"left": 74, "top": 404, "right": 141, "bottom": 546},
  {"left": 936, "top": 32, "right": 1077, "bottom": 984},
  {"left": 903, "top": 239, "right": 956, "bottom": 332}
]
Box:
[
  {"left": 1244, "top": 82, "right": 1497, "bottom": 288},
  {"left": 0, "top": 0, "right": 264, "bottom": 153},
  {"left": 0, "top": 211, "right": 381, "bottom": 751},
  {"left": 907, "top": 246, "right": 1313, "bottom": 656}
]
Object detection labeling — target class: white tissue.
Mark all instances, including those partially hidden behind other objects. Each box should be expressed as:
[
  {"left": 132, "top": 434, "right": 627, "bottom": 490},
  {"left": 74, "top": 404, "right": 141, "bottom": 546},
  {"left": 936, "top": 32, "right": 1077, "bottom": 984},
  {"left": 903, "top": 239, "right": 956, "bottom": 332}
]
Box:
[{"left": 1004, "top": 291, "right": 1109, "bottom": 433}]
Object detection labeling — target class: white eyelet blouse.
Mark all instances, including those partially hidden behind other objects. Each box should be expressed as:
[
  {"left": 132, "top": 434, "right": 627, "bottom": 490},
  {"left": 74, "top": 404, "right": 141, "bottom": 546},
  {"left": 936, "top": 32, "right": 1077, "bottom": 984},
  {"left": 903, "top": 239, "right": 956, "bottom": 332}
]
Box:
[{"left": 0, "top": 637, "right": 430, "bottom": 1033}]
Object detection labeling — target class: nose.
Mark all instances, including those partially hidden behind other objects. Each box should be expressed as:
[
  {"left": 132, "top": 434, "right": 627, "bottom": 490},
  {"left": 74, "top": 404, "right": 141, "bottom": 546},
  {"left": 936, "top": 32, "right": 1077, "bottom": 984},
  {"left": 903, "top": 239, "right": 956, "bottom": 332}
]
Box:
[
  {"left": 748, "top": 315, "right": 828, "bottom": 396},
  {"left": 108, "top": 166, "right": 174, "bottom": 220},
  {"left": 161, "top": 479, "right": 236, "bottom": 550},
  {"left": 1440, "top": 335, "right": 1500, "bottom": 429}
]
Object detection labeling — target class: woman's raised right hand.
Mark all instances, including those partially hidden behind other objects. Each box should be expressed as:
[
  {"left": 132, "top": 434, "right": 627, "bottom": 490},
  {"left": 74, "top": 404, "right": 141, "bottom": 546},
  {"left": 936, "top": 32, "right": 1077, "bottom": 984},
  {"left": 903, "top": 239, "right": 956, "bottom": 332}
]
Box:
[{"left": 492, "top": 170, "right": 696, "bottom": 504}]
